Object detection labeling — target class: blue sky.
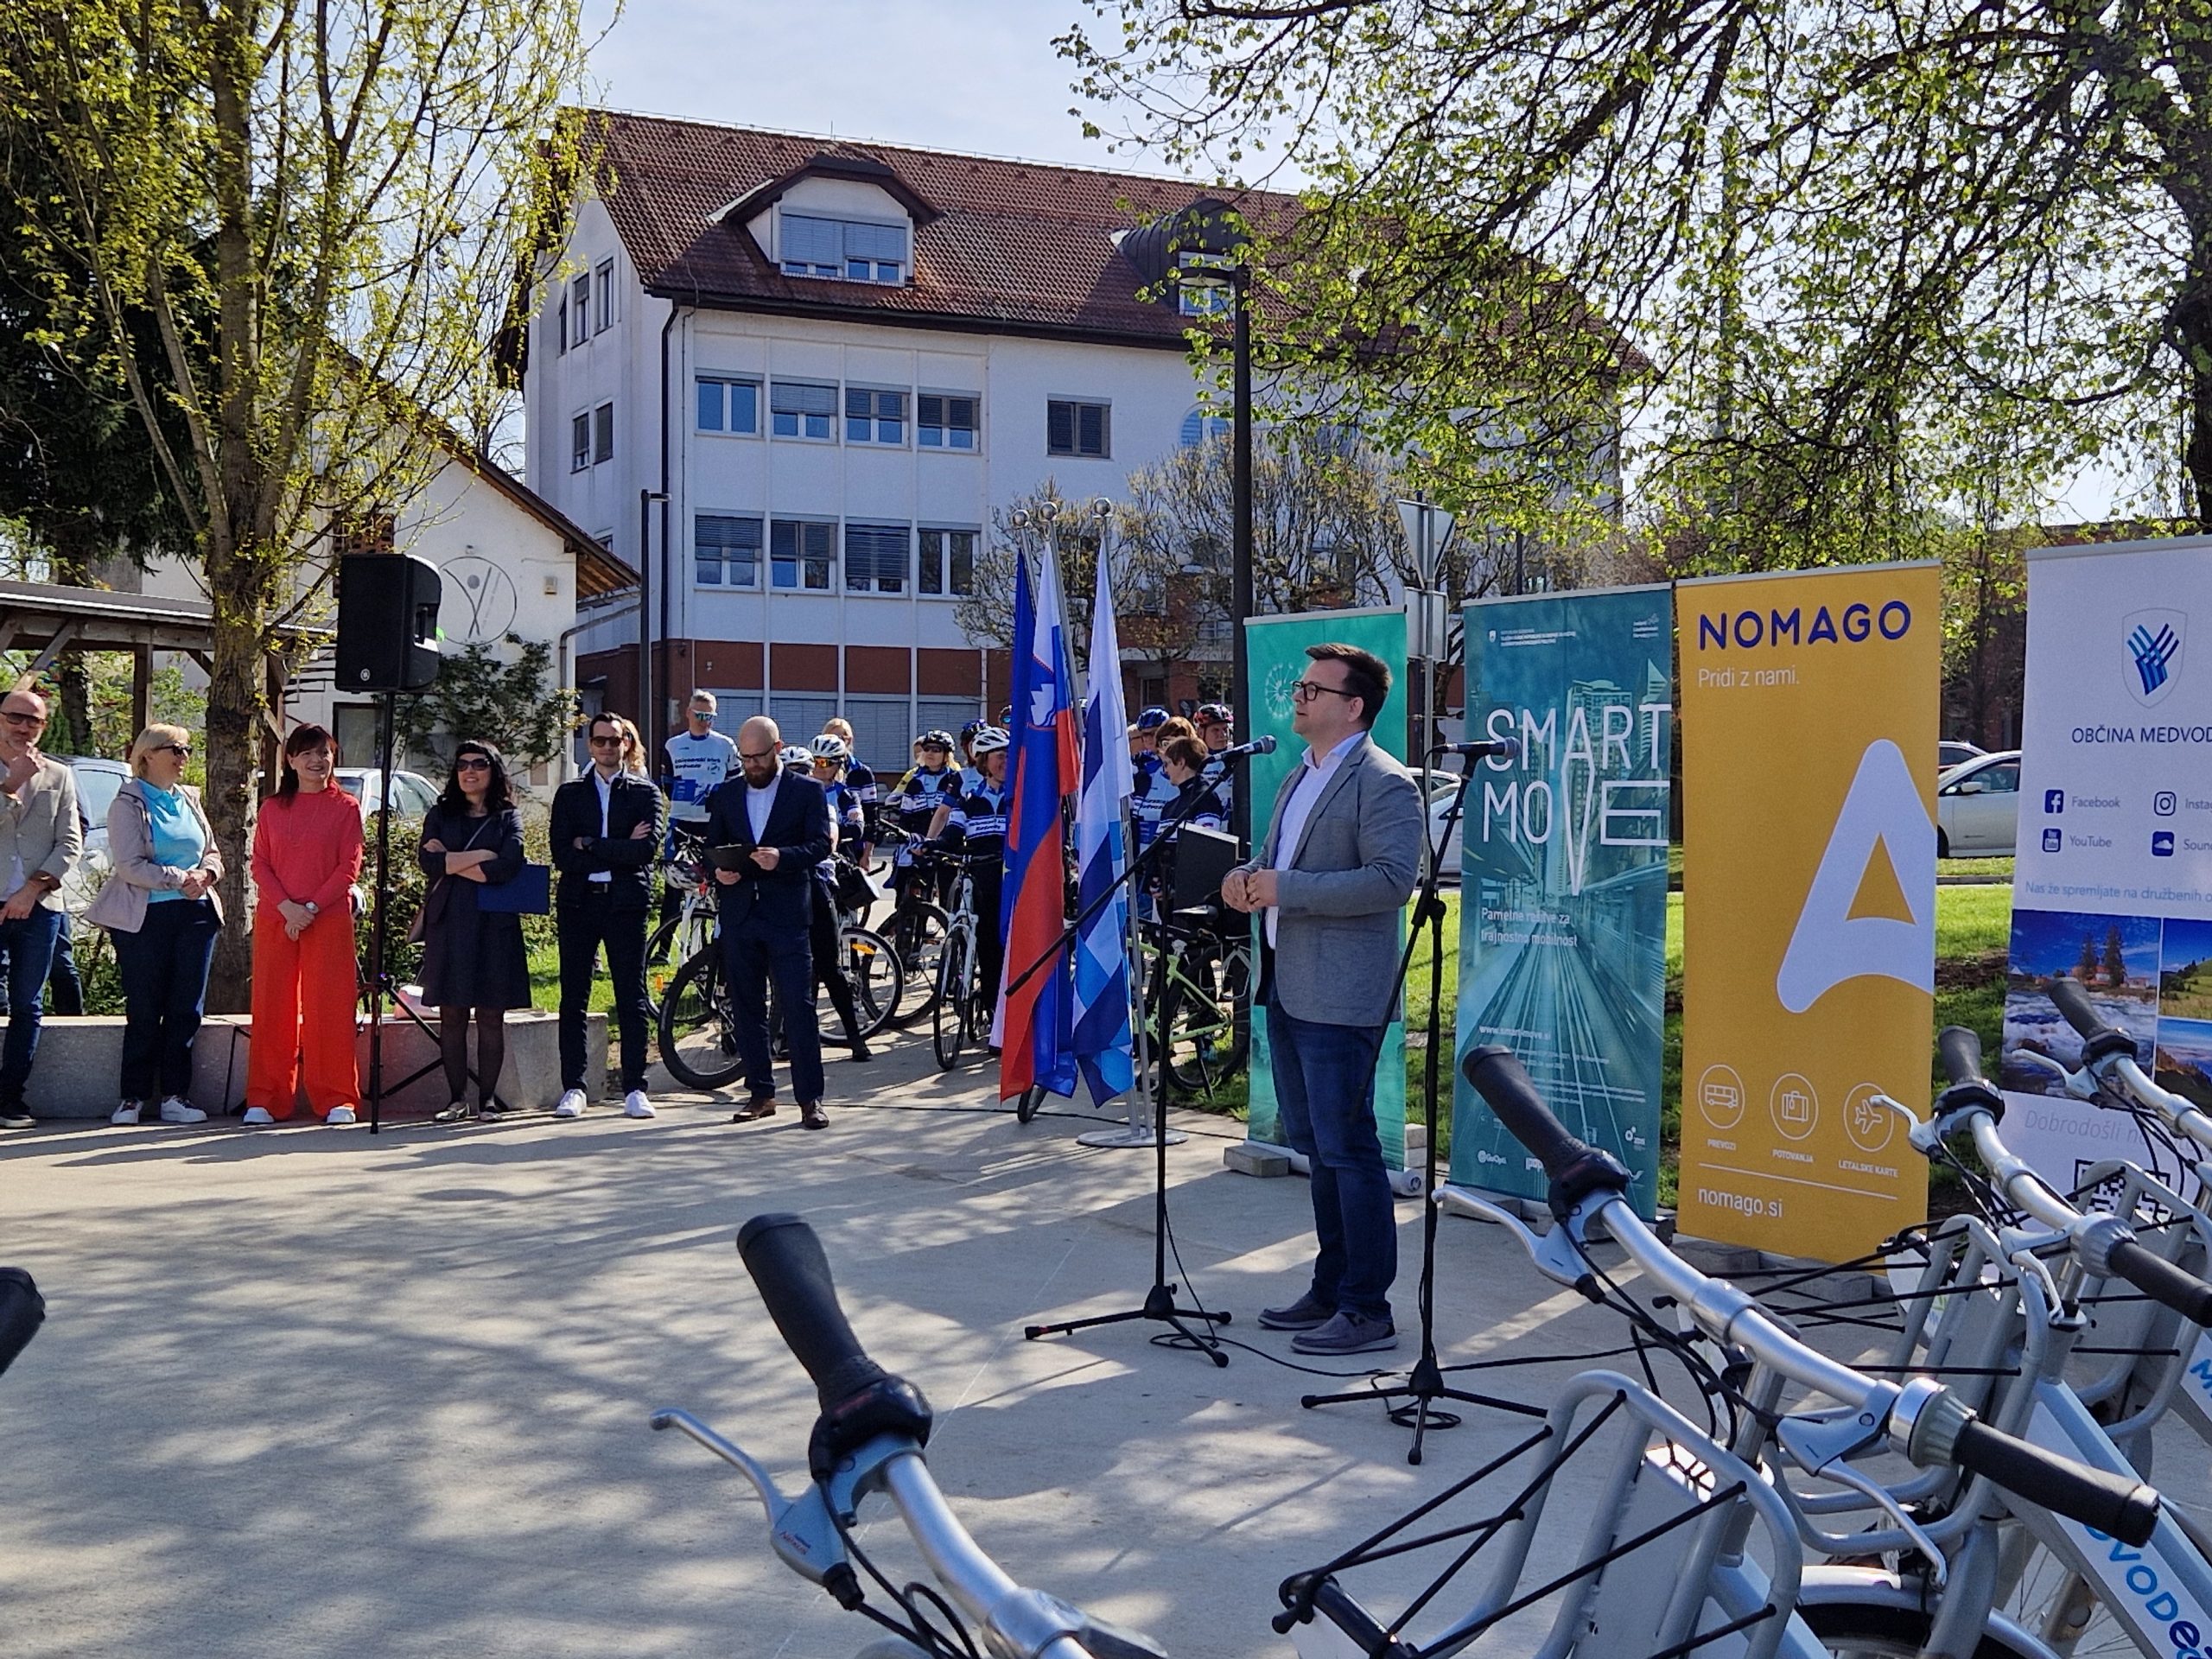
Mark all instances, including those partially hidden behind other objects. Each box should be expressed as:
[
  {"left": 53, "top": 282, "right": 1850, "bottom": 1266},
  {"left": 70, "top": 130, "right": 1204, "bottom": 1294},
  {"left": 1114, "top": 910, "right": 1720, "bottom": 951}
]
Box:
[{"left": 582, "top": 0, "right": 1173, "bottom": 176}]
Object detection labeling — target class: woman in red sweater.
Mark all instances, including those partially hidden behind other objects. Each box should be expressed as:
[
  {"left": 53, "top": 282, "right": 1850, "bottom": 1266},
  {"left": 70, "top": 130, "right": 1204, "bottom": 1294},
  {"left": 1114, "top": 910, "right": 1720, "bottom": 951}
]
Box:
[{"left": 245, "top": 725, "right": 364, "bottom": 1125}]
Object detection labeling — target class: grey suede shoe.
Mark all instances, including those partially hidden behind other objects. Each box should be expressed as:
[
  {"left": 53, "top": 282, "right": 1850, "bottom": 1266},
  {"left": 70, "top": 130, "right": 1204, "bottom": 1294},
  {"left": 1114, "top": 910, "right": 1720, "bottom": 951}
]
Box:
[
  {"left": 1256, "top": 1293, "right": 1333, "bottom": 1332},
  {"left": 1291, "top": 1311, "right": 1398, "bottom": 1355}
]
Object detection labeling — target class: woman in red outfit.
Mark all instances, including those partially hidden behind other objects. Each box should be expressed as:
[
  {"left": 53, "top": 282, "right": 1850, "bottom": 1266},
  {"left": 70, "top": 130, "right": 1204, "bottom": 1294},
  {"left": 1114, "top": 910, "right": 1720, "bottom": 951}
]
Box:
[{"left": 245, "top": 725, "right": 364, "bottom": 1126}]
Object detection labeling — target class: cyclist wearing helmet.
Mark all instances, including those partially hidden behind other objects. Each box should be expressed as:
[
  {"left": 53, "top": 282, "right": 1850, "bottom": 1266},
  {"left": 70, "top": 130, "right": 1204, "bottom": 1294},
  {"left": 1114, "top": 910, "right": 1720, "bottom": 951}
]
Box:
[
  {"left": 1196, "top": 702, "right": 1236, "bottom": 821},
  {"left": 927, "top": 726, "right": 1011, "bottom": 1012},
  {"left": 821, "top": 718, "right": 878, "bottom": 847},
  {"left": 1128, "top": 705, "right": 1169, "bottom": 781},
  {"left": 779, "top": 743, "right": 813, "bottom": 777},
  {"left": 1132, "top": 715, "right": 1199, "bottom": 861},
  {"left": 660, "top": 691, "right": 738, "bottom": 824},
  {"left": 955, "top": 716, "right": 989, "bottom": 794},
  {"left": 805, "top": 736, "right": 872, "bottom": 1062},
  {"left": 886, "top": 729, "right": 962, "bottom": 906}
]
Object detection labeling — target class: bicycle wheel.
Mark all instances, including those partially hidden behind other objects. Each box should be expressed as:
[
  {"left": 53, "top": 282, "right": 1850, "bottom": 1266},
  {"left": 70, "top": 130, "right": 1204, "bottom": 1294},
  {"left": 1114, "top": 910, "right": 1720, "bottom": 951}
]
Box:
[
  {"left": 658, "top": 946, "right": 747, "bottom": 1090},
  {"left": 836, "top": 925, "right": 903, "bottom": 1039},
  {"left": 1797, "top": 1598, "right": 2044, "bottom": 1658},
  {"left": 1014, "top": 1084, "right": 1044, "bottom": 1124},
  {"left": 1994, "top": 1541, "right": 2137, "bottom": 1658},
  {"left": 887, "top": 901, "right": 949, "bottom": 1027},
  {"left": 1158, "top": 955, "right": 1249, "bottom": 1097},
  {"left": 933, "top": 929, "right": 971, "bottom": 1071},
  {"left": 645, "top": 907, "right": 713, "bottom": 1020}
]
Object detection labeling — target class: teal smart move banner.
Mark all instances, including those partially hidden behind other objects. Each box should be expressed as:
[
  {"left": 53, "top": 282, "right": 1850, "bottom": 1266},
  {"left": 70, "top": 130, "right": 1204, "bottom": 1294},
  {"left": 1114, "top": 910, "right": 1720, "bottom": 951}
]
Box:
[
  {"left": 1451, "top": 587, "right": 1673, "bottom": 1217},
  {"left": 1243, "top": 606, "right": 1409, "bottom": 1172}
]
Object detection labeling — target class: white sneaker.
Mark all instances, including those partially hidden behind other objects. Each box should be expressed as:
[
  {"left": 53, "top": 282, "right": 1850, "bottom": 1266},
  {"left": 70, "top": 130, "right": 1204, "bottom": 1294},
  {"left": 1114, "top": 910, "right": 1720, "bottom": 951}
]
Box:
[
  {"left": 554, "top": 1089, "right": 587, "bottom": 1119},
  {"left": 241, "top": 1107, "right": 276, "bottom": 1126},
  {"left": 325, "top": 1105, "right": 358, "bottom": 1127},
  {"left": 158, "top": 1097, "right": 207, "bottom": 1125},
  {"left": 111, "top": 1101, "right": 143, "bottom": 1125},
  {"left": 623, "top": 1090, "right": 656, "bottom": 1119}
]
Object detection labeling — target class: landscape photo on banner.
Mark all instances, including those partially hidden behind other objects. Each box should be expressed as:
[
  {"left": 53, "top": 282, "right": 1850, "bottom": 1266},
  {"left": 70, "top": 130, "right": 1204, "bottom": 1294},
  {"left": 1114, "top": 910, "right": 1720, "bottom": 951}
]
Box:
[
  {"left": 1452, "top": 587, "right": 1673, "bottom": 1219},
  {"left": 1241, "top": 607, "right": 1409, "bottom": 1172},
  {"left": 1999, "top": 535, "right": 2212, "bottom": 1198},
  {"left": 1675, "top": 563, "right": 1939, "bottom": 1260}
]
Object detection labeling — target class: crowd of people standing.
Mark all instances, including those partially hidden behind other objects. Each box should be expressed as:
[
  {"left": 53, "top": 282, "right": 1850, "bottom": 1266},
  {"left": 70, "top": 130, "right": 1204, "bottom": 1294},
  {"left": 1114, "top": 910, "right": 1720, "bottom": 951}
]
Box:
[{"left": 0, "top": 680, "right": 1255, "bottom": 1135}]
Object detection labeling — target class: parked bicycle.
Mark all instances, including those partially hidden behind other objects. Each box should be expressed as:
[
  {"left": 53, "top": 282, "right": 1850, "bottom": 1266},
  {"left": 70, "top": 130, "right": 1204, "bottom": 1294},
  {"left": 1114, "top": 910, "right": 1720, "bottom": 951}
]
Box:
[
  {"left": 880, "top": 833, "right": 950, "bottom": 1029},
  {"left": 933, "top": 850, "right": 996, "bottom": 1071},
  {"left": 658, "top": 918, "right": 904, "bottom": 1092},
  {"left": 646, "top": 823, "right": 717, "bottom": 1018},
  {"left": 1143, "top": 906, "right": 1251, "bottom": 1102}
]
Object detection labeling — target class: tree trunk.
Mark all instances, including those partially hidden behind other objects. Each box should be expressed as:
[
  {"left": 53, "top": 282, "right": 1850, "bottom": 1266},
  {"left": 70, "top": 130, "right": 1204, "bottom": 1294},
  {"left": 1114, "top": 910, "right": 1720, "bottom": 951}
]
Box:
[
  {"left": 201, "top": 542, "right": 267, "bottom": 1014},
  {"left": 46, "top": 538, "right": 94, "bottom": 755},
  {"left": 2181, "top": 242, "right": 2212, "bottom": 531}
]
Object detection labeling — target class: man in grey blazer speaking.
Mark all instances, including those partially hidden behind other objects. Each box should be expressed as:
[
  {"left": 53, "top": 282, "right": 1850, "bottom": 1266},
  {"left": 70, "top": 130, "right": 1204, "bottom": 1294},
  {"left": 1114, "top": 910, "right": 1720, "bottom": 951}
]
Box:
[{"left": 1223, "top": 642, "right": 1421, "bottom": 1355}]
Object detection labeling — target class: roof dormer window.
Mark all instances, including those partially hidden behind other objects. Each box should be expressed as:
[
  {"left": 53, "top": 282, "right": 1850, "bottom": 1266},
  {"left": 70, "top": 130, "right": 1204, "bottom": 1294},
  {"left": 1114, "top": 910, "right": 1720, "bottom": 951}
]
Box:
[{"left": 780, "top": 213, "right": 907, "bottom": 284}]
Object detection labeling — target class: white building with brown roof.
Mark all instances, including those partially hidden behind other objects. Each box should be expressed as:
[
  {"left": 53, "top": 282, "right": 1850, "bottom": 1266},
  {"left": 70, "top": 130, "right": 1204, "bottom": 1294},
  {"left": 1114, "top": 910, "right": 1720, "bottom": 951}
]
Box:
[{"left": 522, "top": 111, "right": 1287, "bottom": 770}]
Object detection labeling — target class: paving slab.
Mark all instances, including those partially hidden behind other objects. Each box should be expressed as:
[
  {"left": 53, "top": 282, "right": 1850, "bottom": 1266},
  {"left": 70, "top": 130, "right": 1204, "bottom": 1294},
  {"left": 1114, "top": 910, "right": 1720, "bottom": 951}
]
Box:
[{"left": 0, "top": 1031, "right": 2204, "bottom": 1657}]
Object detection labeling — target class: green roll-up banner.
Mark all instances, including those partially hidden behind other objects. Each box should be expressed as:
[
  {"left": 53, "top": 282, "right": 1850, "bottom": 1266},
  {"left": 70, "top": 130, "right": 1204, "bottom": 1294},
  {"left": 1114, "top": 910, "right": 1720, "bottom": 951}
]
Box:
[
  {"left": 1451, "top": 587, "right": 1673, "bottom": 1218},
  {"left": 1242, "top": 607, "right": 1409, "bottom": 1171}
]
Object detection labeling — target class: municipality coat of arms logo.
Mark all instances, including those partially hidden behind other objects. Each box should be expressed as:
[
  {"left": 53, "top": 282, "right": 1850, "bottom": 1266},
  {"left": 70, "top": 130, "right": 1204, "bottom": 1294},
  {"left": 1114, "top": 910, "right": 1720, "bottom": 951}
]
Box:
[{"left": 2123, "top": 608, "right": 2185, "bottom": 706}]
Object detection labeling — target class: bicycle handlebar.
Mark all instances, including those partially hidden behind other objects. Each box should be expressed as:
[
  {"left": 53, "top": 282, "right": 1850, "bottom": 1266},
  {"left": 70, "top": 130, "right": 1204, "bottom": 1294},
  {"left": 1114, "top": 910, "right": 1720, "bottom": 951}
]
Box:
[
  {"left": 1950, "top": 1417, "right": 2159, "bottom": 1545},
  {"left": 2047, "top": 976, "right": 2140, "bottom": 1066},
  {"left": 1937, "top": 1025, "right": 1986, "bottom": 1087},
  {"left": 1462, "top": 1046, "right": 1632, "bottom": 1214},
  {"left": 2104, "top": 1236, "right": 2212, "bottom": 1326}
]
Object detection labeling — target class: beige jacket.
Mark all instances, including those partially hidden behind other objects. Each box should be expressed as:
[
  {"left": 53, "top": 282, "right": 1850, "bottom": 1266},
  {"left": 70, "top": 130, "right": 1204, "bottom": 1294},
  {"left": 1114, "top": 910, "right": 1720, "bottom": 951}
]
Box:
[
  {"left": 0, "top": 753, "right": 80, "bottom": 912},
  {"left": 83, "top": 779, "right": 224, "bottom": 934}
]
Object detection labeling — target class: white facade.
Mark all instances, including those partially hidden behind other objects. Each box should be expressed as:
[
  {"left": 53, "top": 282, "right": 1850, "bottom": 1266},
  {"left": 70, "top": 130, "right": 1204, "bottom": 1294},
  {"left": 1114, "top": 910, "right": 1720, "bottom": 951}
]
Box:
[{"left": 528, "top": 181, "right": 1234, "bottom": 769}]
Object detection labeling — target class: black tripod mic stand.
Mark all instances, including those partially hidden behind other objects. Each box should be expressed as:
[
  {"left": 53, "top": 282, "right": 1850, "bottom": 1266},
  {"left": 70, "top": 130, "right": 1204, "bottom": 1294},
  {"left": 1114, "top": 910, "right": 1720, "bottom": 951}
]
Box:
[
  {"left": 1299, "top": 751, "right": 1538, "bottom": 1461},
  {"left": 1020, "top": 763, "right": 1261, "bottom": 1366}
]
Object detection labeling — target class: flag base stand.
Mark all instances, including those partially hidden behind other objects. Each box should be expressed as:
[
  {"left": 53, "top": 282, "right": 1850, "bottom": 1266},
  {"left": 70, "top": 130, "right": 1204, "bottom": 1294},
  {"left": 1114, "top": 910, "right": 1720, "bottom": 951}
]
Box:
[{"left": 1077, "top": 1124, "right": 1187, "bottom": 1148}]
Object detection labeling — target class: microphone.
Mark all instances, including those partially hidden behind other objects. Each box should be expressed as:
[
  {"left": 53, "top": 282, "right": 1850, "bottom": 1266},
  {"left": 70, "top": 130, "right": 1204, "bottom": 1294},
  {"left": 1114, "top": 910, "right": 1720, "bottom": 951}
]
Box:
[
  {"left": 1435, "top": 737, "right": 1522, "bottom": 761},
  {"left": 1212, "top": 735, "right": 1277, "bottom": 760}
]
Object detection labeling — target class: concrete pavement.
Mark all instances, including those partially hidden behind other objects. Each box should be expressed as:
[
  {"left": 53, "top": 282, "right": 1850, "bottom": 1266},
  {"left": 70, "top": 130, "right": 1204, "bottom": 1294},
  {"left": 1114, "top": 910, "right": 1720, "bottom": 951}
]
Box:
[{"left": 3, "top": 1030, "right": 2203, "bottom": 1657}]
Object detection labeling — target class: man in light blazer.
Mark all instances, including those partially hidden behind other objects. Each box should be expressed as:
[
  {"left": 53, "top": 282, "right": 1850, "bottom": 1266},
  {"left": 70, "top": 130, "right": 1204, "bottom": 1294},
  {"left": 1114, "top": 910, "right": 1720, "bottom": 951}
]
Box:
[
  {"left": 1223, "top": 643, "right": 1421, "bottom": 1354},
  {"left": 0, "top": 690, "right": 79, "bottom": 1129}
]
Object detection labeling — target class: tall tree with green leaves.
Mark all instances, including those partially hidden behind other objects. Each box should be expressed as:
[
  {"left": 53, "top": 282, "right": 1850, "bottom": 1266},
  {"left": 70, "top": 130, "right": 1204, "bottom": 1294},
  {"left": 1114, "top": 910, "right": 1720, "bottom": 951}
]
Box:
[
  {"left": 0, "top": 0, "right": 591, "bottom": 1002},
  {"left": 1063, "top": 0, "right": 2212, "bottom": 558}
]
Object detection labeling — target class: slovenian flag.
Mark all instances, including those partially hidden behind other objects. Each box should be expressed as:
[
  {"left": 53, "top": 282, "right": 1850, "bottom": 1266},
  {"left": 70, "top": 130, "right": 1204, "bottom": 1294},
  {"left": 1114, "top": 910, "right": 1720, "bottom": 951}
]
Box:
[
  {"left": 1070, "top": 552, "right": 1135, "bottom": 1103},
  {"left": 999, "top": 549, "right": 1079, "bottom": 1099}
]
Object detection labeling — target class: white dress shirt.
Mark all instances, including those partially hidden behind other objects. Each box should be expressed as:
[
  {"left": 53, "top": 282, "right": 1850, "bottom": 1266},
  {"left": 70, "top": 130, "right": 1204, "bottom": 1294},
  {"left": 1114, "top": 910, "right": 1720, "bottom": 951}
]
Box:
[
  {"left": 588, "top": 770, "right": 613, "bottom": 881},
  {"left": 745, "top": 774, "right": 779, "bottom": 841},
  {"left": 1265, "top": 731, "right": 1364, "bottom": 948}
]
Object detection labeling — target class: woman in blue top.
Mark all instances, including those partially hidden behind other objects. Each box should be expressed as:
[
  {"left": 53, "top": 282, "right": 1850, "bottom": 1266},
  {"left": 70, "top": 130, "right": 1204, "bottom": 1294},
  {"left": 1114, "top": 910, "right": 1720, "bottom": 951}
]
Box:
[{"left": 92, "top": 726, "right": 225, "bottom": 1125}]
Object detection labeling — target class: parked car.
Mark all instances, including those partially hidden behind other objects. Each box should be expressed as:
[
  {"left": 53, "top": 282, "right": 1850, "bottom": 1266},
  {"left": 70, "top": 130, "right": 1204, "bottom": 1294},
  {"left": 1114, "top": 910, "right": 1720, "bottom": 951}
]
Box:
[
  {"left": 336, "top": 766, "right": 440, "bottom": 819},
  {"left": 1936, "top": 748, "right": 2020, "bottom": 857},
  {"left": 1417, "top": 765, "right": 1471, "bottom": 880},
  {"left": 1939, "top": 739, "right": 1986, "bottom": 771},
  {"left": 55, "top": 754, "right": 129, "bottom": 916}
]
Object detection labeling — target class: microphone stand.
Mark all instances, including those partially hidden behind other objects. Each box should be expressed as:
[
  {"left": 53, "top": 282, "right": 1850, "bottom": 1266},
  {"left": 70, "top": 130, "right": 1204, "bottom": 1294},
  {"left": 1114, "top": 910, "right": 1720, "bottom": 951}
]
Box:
[
  {"left": 1018, "top": 764, "right": 1255, "bottom": 1368},
  {"left": 1298, "top": 750, "right": 1537, "bottom": 1463}
]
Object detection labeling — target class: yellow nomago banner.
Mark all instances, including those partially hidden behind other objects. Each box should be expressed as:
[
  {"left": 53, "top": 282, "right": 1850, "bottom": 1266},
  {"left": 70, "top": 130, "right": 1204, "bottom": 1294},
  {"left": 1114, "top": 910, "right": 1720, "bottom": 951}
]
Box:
[{"left": 1676, "top": 564, "right": 1938, "bottom": 1261}]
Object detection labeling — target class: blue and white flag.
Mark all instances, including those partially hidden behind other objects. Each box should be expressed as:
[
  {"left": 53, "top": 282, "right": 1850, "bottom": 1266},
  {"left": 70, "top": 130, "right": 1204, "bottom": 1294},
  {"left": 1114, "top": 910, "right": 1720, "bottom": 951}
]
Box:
[{"left": 1070, "top": 552, "right": 1135, "bottom": 1104}]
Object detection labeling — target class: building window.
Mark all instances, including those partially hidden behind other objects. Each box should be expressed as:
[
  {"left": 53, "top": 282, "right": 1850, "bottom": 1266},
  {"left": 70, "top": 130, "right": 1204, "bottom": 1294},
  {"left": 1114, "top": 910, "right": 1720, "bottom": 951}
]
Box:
[
  {"left": 844, "top": 523, "right": 909, "bottom": 594},
  {"left": 593, "top": 402, "right": 613, "bottom": 465},
  {"left": 696, "top": 377, "right": 760, "bottom": 435},
  {"left": 696, "top": 513, "right": 763, "bottom": 588},
  {"left": 918, "top": 394, "right": 977, "bottom": 450},
  {"left": 918, "top": 528, "right": 976, "bottom": 598},
  {"left": 594, "top": 259, "right": 614, "bottom": 333},
  {"left": 771, "top": 380, "right": 837, "bottom": 441},
  {"left": 779, "top": 213, "right": 907, "bottom": 284},
  {"left": 1047, "top": 399, "right": 1109, "bottom": 459},
  {"left": 770, "top": 518, "right": 836, "bottom": 590},
  {"left": 845, "top": 388, "right": 905, "bottom": 445},
  {"left": 1179, "top": 408, "right": 1231, "bottom": 448},
  {"left": 555, "top": 293, "right": 568, "bottom": 356},
  {"left": 570, "top": 274, "right": 591, "bottom": 346},
  {"left": 570, "top": 412, "right": 590, "bottom": 473}
]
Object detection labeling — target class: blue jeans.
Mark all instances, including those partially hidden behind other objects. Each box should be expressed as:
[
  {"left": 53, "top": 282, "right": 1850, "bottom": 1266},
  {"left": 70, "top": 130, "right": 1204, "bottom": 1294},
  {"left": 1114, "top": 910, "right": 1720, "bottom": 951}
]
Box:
[
  {"left": 0, "top": 906, "right": 63, "bottom": 1109},
  {"left": 723, "top": 914, "right": 824, "bottom": 1104},
  {"left": 111, "top": 899, "right": 219, "bottom": 1102},
  {"left": 1267, "top": 995, "right": 1395, "bottom": 1321}
]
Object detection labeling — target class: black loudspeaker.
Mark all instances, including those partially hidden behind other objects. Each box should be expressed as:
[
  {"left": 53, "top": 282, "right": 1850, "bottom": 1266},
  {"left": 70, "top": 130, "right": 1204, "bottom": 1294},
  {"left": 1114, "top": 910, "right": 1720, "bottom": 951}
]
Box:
[
  {"left": 336, "top": 552, "right": 443, "bottom": 692},
  {"left": 1165, "top": 823, "right": 1239, "bottom": 913}
]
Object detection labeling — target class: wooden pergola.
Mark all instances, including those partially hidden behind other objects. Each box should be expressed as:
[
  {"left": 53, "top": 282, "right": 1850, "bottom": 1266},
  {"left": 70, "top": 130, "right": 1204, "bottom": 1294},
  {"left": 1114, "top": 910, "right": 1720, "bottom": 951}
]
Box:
[{"left": 0, "top": 579, "right": 328, "bottom": 772}]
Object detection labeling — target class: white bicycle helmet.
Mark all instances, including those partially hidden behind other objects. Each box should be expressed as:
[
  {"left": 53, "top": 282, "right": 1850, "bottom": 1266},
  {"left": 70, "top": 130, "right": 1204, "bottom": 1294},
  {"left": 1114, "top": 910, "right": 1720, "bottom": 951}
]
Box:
[
  {"left": 810, "top": 734, "right": 850, "bottom": 764},
  {"left": 969, "top": 726, "right": 1011, "bottom": 757},
  {"left": 779, "top": 743, "right": 811, "bottom": 768}
]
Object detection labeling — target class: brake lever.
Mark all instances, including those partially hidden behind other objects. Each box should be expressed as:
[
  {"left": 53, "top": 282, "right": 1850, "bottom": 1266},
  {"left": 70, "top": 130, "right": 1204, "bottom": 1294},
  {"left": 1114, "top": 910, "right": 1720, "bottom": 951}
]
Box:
[
  {"left": 651, "top": 1408, "right": 853, "bottom": 1590},
  {"left": 1436, "top": 1184, "right": 1592, "bottom": 1294},
  {"left": 1776, "top": 1405, "right": 1948, "bottom": 1587}
]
